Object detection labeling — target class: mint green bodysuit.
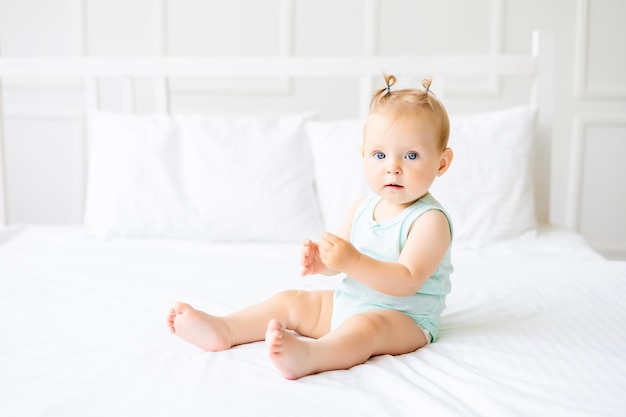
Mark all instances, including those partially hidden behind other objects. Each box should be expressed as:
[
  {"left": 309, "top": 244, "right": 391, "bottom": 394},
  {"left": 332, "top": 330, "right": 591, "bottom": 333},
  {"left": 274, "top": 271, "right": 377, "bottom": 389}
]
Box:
[{"left": 331, "top": 193, "right": 453, "bottom": 342}]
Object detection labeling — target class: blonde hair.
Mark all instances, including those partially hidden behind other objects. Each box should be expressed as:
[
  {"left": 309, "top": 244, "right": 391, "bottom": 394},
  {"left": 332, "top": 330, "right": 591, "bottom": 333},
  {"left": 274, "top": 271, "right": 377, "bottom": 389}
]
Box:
[{"left": 368, "top": 74, "right": 450, "bottom": 151}]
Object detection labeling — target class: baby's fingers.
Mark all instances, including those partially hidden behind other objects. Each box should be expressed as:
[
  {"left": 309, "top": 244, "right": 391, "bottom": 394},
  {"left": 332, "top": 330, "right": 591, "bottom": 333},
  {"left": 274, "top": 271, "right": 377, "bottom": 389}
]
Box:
[{"left": 321, "top": 232, "right": 340, "bottom": 245}]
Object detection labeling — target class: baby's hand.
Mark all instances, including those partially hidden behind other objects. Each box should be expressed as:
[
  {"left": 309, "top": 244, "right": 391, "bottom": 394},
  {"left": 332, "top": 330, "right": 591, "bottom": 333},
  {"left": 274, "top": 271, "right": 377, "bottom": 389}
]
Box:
[
  {"left": 300, "top": 238, "right": 327, "bottom": 276},
  {"left": 318, "top": 232, "right": 360, "bottom": 273}
]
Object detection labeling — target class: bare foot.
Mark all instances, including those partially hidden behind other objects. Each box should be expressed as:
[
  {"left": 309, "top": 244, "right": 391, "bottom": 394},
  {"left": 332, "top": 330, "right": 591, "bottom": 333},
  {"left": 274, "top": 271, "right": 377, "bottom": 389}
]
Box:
[
  {"left": 167, "top": 302, "right": 232, "bottom": 352},
  {"left": 265, "top": 319, "right": 316, "bottom": 379}
]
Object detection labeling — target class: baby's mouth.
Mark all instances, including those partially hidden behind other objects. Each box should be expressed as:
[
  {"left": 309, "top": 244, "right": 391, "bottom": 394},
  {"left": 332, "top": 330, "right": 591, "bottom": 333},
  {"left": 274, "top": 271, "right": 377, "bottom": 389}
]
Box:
[{"left": 385, "top": 184, "right": 404, "bottom": 189}]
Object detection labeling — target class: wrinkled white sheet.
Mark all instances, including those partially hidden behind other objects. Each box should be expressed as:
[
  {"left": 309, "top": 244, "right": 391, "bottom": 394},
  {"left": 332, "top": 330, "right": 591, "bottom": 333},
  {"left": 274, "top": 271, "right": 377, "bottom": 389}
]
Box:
[{"left": 0, "top": 226, "right": 624, "bottom": 417}]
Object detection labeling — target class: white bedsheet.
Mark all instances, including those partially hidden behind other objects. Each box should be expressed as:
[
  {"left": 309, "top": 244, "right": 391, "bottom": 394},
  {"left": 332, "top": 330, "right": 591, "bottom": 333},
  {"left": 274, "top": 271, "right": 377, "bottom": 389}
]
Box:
[{"left": 0, "top": 226, "right": 624, "bottom": 417}]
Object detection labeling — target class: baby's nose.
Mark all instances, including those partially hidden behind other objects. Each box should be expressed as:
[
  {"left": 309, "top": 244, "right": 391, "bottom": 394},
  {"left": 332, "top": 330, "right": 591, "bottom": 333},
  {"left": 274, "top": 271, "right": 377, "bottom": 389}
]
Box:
[{"left": 386, "top": 160, "right": 401, "bottom": 174}]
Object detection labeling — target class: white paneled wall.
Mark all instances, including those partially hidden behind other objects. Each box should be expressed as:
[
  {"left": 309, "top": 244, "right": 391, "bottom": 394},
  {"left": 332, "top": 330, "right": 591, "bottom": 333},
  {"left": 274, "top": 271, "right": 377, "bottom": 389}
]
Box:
[
  {"left": 0, "top": 0, "right": 624, "bottom": 258},
  {"left": 568, "top": 0, "right": 626, "bottom": 259}
]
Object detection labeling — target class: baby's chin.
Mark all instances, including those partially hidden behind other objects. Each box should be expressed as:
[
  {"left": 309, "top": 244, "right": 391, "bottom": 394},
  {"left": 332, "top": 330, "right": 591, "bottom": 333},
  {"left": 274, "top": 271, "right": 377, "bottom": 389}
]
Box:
[{"left": 376, "top": 188, "right": 428, "bottom": 204}]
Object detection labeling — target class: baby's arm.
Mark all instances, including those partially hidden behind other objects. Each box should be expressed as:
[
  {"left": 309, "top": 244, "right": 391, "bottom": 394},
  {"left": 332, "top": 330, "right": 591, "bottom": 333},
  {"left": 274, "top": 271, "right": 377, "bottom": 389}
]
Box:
[{"left": 319, "top": 209, "right": 451, "bottom": 296}]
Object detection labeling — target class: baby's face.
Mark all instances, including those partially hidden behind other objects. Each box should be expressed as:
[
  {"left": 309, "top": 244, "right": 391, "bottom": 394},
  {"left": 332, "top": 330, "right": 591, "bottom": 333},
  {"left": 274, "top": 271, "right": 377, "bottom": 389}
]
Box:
[{"left": 362, "top": 109, "right": 447, "bottom": 209}]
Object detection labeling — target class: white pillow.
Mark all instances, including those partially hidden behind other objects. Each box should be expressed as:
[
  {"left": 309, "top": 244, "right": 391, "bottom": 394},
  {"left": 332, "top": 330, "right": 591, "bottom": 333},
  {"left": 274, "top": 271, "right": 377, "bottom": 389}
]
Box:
[
  {"left": 305, "top": 119, "right": 369, "bottom": 232},
  {"left": 84, "top": 112, "right": 323, "bottom": 242},
  {"left": 430, "top": 105, "right": 538, "bottom": 242}
]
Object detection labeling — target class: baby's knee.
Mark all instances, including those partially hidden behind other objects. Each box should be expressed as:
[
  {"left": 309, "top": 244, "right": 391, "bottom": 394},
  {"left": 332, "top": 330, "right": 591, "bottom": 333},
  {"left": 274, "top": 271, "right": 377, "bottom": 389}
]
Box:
[{"left": 345, "top": 311, "right": 390, "bottom": 334}]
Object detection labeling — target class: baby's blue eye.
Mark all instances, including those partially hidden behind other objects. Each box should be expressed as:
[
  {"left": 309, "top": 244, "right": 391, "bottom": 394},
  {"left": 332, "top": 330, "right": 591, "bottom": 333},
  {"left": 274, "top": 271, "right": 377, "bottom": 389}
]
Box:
[
  {"left": 406, "top": 152, "right": 418, "bottom": 160},
  {"left": 374, "top": 152, "right": 385, "bottom": 160}
]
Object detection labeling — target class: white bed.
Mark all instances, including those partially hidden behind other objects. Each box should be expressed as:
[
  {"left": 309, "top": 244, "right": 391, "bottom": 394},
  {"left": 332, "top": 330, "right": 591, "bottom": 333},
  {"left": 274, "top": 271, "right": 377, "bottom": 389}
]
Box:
[{"left": 1, "top": 31, "right": 625, "bottom": 417}]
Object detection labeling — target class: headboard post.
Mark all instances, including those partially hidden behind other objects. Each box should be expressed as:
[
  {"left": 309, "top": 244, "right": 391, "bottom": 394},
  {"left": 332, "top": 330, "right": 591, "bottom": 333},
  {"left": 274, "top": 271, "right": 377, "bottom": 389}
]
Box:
[
  {"left": 154, "top": 78, "right": 170, "bottom": 113},
  {"left": 531, "top": 30, "right": 555, "bottom": 225},
  {"left": 0, "top": 40, "right": 7, "bottom": 226},
  {"left": 120, "top": 77, "right": 136, "bottom": 113},
  {"left": 81, "top": 76, "right": 100, "bottom": 220}
]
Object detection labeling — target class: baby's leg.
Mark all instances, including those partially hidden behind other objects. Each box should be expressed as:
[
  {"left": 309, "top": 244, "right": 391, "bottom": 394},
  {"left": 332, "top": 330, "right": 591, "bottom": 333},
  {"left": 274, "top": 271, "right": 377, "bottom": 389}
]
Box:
[
  {"left": 167, "top": 290, "right": 333, "bottom": 352},
  {"left": 265, "top": 309, "right": 427, "bottom": 379}
]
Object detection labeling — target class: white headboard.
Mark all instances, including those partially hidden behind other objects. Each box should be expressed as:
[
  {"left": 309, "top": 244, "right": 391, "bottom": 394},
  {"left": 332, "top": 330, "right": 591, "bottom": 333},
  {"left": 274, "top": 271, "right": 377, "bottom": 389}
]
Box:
[{"left": 0, "top": 30, "right": 554, "bottom": 227}]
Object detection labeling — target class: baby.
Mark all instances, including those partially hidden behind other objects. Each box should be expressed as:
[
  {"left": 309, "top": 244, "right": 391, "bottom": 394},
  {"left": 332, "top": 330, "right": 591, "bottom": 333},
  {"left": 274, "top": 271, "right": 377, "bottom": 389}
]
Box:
[{"left": 167, "top": 75, "right": 454, "bottom": 380}]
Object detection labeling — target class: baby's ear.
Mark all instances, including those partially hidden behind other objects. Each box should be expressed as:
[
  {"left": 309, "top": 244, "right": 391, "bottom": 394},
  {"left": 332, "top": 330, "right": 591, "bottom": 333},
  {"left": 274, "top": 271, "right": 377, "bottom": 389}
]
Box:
[{"left": 437, "top": 148, "right": 453, "bottom": 176}]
